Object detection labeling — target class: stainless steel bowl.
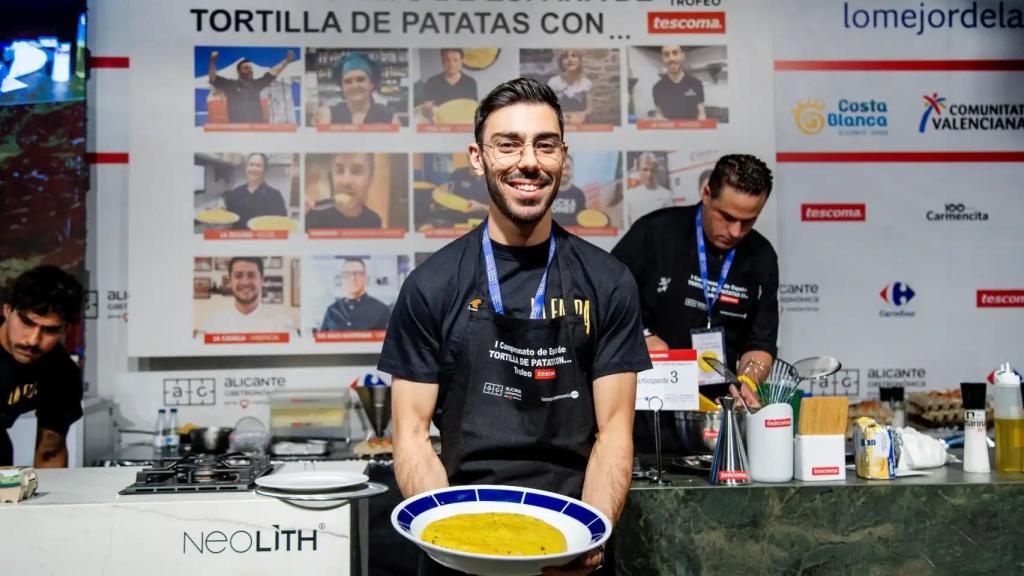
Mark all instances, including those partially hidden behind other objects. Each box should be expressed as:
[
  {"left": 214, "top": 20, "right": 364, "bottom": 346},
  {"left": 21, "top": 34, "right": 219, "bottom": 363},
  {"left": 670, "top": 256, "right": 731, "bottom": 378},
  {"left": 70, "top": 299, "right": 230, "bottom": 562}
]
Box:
[
  {"left": 674, "top": 410, "right": 746, "bottom": 454},
  {"left": 188, "top": 427, "right": 233, "bottom": 453}
]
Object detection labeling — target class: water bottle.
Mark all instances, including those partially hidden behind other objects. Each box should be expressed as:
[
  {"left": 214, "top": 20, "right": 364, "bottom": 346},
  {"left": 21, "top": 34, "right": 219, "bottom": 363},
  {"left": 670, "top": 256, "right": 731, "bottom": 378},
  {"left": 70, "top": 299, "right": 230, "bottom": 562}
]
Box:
[
  {"left": 153, "top": 409, "right": 167, "bottom": 452},
  {"left": 167, "top": 408, "right": 181, "bottom": 455}
]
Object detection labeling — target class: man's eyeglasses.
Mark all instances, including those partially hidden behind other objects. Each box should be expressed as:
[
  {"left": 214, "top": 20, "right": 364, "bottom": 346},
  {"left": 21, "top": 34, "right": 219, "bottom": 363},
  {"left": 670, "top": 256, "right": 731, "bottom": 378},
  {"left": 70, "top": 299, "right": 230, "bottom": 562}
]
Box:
[{"left": 482, "top": 139, "right": 565, "bottom": 168}]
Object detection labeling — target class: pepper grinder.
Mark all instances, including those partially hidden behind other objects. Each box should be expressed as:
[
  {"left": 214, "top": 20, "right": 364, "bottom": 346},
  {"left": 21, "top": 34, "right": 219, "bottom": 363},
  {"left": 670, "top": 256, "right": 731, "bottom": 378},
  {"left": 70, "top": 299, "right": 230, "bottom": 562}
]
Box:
[{"left": 710, "top": 396, "right": 752, "bottom": 485}]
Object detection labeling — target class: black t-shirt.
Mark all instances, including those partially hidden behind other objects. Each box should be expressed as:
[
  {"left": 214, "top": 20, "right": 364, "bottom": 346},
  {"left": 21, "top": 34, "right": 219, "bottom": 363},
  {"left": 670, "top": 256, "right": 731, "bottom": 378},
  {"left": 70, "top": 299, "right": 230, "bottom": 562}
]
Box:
[
  {"left": 652, "top": 74, "right": 705, "bottom": 120},
  {"left": 305, "top": 206, "right": 383, "bottom": 230},
  {"left": 223, "top": 182, "right": 287, "bottom": 230},
  {"left": 551, "top": 184, "right": 587, "bottom": 227},
  {"left": 378, "top": 223, "right": 652, "bottom": 384},
  {"left": 612, "top": 203, "right": 779, "bottom": 365},
  {"left": 321, "top": 295, "right": 391, "bottom": 331},
  {"left": 424, "top": 73, "right": 478, "bottom": 107},
  {"left": 0, "top": 334, "right": 83, "bottom": 466},
  {"left": 211, "top": 73, "right": 275, "bottom": 123}
]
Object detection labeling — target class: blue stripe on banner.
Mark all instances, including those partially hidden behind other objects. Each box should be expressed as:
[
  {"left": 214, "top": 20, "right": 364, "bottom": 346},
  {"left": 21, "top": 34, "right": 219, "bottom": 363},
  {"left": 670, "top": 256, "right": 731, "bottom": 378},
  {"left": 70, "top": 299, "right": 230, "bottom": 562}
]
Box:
[
  {"left": 477, "top": 488, "right": 524, "bottom": 503},
  {"left": 523, "top": 492, "right": 569, "bottom": 513},
  {"left": 435, "top": 488, "right": 478, "bottom": 506},
  {"left": 404, "top": 495, "right": 439, "bottom": 518}
]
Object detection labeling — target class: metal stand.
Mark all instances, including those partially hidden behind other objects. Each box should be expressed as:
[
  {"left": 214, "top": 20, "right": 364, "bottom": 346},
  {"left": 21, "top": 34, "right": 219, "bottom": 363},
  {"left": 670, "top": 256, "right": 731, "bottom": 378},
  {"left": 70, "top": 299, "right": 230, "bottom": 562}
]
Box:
[{"left": 648, "top": 397, "right": 673, "bottom": 486}]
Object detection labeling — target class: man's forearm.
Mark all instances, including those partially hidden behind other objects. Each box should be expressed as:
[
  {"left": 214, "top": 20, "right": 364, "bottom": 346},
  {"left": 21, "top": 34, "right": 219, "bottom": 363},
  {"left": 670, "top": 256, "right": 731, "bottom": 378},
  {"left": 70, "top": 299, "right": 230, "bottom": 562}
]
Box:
[
  {"left": 581, "top": 430, "right": 633, "bottom": 525},
  {"left": 394, "top": 434, "right": 448, "bottom": 498}
]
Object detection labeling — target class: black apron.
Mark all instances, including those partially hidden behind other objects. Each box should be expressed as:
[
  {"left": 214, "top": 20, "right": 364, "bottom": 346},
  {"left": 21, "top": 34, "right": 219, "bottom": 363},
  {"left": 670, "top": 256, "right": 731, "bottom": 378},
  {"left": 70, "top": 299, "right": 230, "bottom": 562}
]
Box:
[{"left": 420, "top": 228, "right": 612, "bottom": 575}]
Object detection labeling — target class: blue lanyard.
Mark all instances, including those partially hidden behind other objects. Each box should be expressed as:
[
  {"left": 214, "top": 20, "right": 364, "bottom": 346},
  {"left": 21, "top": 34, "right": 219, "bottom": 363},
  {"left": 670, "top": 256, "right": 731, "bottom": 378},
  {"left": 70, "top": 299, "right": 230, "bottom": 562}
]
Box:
[
  {"left": 481, "top": 222, "right": 556, "bottom": 319},
  {"left": 696, "top": 205, "right": 735, "bottom": 328}
]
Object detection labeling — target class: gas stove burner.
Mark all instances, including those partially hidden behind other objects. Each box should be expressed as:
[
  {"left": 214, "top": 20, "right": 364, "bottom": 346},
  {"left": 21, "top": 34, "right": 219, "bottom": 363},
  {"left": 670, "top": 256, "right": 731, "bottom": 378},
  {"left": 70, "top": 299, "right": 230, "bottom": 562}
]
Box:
[{"left": 119, "top": 452, "right": 274, "bottom": 495}]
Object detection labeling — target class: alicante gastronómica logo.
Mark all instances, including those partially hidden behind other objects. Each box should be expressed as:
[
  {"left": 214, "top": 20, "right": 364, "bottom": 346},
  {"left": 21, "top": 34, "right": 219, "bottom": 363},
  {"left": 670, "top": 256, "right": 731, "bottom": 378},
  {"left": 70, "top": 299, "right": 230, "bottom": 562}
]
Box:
[
  {"left": 879, "top": 282, "right": 916, "bottom": 318},
  {"left": 919, "top": 92, "right": 1024, "bottom": 133},
  {"left": 793, "top": 98, "right": 889, "bottom": 136},
  {"left": 779, "top": 283, "right": 821, "bottom": 313},
  {"left": 926, "top": 202, "right": 989, "bottom": 222}
]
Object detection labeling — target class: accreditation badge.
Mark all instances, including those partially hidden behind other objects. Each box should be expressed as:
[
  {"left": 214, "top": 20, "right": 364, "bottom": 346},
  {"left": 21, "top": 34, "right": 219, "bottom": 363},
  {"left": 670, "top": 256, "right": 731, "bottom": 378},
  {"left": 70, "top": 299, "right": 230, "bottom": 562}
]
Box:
[{"left": 690, "top": 326, "right": 726, "bottom": 385}]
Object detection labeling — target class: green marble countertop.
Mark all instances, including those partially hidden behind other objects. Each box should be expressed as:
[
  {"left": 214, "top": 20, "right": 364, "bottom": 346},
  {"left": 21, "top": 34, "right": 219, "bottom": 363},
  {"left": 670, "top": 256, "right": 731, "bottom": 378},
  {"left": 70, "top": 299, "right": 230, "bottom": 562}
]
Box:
[{"left": 616, "top": 458, "right": 1024, "bottom": 575}]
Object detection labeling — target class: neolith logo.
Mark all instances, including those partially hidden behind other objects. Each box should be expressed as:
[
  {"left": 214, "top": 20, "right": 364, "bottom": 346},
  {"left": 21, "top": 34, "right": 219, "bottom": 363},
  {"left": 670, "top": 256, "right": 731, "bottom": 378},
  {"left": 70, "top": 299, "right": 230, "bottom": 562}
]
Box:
[{"left": 183, "top": 524, "right": 320, "bottom": 554}]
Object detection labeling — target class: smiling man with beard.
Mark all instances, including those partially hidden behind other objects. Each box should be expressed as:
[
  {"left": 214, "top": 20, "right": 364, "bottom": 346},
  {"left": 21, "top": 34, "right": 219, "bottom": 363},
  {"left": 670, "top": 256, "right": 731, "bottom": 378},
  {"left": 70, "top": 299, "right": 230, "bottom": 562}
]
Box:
[
  {"left": 380, "top": 78, "right": 651, "bottom": 576},
  {"left": 202, "top": 258, "right": 295, "bottom": 335}
]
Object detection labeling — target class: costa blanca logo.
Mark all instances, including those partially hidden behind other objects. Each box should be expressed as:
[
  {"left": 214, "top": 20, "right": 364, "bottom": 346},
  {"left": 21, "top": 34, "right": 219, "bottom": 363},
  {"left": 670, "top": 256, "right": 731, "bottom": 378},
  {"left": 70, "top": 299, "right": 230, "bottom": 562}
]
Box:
[
  {"left": 793, "top": 100, "right": 826, "bottom": 135},
  {"left": 794, "top": 98, "right": 888, "bottom": 135},
  {"left": 926, "top": 202, "right": 989, "bottom": 222},
  {"left": 801, "top": 203, "right": 866, "bottom": 221},
  {"left": 977, "top": 290, "right": 1024, "bottom": 308},
  {"left": 919, "top": 92, "right": 1024, "bottom": 133}
]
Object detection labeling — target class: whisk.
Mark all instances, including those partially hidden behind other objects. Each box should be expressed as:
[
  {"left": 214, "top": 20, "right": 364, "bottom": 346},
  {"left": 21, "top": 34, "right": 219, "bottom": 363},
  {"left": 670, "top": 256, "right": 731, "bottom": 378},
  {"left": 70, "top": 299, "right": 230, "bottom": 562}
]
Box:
[{"left": 759, "top": 358, "right": 801, "bottom": 406}]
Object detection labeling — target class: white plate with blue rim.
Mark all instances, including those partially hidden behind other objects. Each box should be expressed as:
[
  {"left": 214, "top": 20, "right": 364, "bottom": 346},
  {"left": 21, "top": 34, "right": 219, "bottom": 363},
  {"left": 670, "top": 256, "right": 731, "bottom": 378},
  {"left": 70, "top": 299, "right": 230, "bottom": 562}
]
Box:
[{"left": 391, "top": 485, "right": 611, "bottom": 576}]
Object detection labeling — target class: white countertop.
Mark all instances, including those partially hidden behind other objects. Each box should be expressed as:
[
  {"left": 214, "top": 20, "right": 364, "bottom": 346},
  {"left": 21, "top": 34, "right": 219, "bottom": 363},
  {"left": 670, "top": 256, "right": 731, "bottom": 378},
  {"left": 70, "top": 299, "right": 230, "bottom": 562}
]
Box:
[{"left": 12, "top": 460, "right": 368, "bottom": 507}]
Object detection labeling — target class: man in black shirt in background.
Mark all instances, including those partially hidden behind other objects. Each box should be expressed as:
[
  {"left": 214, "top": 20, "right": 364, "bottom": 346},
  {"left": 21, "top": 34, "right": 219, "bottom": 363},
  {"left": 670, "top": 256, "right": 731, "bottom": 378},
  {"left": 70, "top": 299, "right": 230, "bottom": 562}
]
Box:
[
  {"left": 652, "top": 45, "right": 706, "bottom": 121},
  {"left": 222, "top": 152, "right": 288, "bottom": 229},
  {"left": 0, "top": 266, "right": 84, "bottom": 467},
  {"left": 421, "top": 48, "right": 478, "bottom": 122},
  {"left": 305, "top": 153, "right": 384, "bottom": 230},
  {"left": 208, "top": 50, "right": 296, "bottom": 124},
  {"left": 614, "top": 154, "right": 777, "bottom": 400}
]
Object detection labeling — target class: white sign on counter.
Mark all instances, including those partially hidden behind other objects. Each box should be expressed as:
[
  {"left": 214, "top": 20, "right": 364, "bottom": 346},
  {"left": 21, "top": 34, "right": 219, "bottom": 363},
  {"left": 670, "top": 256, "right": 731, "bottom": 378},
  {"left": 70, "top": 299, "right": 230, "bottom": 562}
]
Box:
[{"left": 635, "top": 349, "right": 698, "bottom": 411}]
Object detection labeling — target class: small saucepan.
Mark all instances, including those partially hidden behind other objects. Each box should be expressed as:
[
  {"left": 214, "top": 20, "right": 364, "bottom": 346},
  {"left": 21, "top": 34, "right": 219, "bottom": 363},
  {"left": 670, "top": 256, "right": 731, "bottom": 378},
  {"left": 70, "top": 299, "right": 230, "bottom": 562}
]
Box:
[{"left": 188, "top": 427, "right": 233, "bottom": 454}]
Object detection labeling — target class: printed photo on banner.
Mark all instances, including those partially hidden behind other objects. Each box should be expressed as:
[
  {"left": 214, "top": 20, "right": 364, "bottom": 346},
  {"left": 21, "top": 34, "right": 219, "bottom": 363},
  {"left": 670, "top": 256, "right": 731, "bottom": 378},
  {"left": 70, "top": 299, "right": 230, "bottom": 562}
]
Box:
[
  {"left": 414, "top": 48, "right": 514, "bottom": 132},
  {"left": 627, "top": 45, "right": 727, "bottom": 130},
  {"left": 194, "top": 46, "right": 301, "bottom": 131},
  {"left": 519, "top": 48, "right": 621, "bottom": 131},
  {"left": 0, "top": 6, "right": 86, "bottom": 106},
  {"left": 193, "top": 256, "right": 300, "bottom": 344},
  {"left": 305, "top": 254, "right": 410, "bottom": 342},
  {"left": 413, "top": 152, "right": 487, "bottom": 238},
  {"left": 624, "top": 150, "right": 717, "bottom": 226},
  {"left": 555, "top": 151, "right": 623, "bottom": 236},
  {"left": 193, "top": 153, "right": 300, "bottom": 239},
  {"left": 303, "top": 153, "right": 409, "bottom": 239},
  {"left": 304, "top": 48, "right": 409, "bottom": 131}
]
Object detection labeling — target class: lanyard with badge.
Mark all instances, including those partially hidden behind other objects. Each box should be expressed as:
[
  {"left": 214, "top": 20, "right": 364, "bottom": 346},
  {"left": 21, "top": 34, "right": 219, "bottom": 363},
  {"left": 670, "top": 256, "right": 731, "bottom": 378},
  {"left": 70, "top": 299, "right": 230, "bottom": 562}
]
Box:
[
  {"left": 481, "top": 221, "right": 556, "bottom": 319},
  {"left": 692, "top": 205, "right": 735, "bottom": 383}
]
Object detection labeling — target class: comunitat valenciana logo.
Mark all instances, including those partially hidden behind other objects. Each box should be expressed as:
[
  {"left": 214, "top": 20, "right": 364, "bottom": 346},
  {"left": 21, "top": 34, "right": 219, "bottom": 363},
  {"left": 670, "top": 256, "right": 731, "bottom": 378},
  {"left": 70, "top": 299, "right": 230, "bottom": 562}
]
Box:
[
  {"left": 793, "top": 99, "right": 888, "bottom": 135},
  {"left": 919, "top": 92, "right": 1024, "bottom": 133}
]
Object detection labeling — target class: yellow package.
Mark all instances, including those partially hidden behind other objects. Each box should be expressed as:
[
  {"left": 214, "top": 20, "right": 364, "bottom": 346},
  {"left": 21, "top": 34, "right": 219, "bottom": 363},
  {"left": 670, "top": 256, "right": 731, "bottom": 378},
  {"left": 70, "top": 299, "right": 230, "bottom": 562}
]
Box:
[{"left": 853, "top": 417, "right": 896, "bottom": 479}]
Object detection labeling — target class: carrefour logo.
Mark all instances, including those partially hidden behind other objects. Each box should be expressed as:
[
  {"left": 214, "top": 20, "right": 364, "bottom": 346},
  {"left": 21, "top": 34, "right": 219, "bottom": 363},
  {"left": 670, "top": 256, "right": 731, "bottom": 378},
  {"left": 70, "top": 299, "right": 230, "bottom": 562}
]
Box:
[
  {"left": 880, "top": 282, "right": 915, "bottom": 306},
  {"left": 880, "top": 283, "right": 916, "bottom": 318},
  {"left": 793, "top": 98, "right": 888, "bottom": 135}
]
